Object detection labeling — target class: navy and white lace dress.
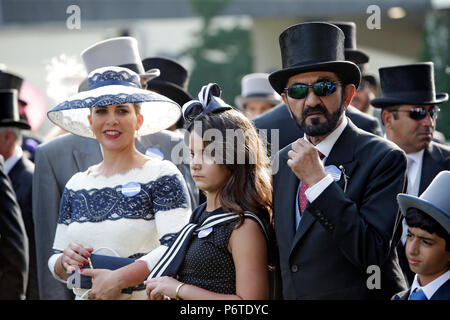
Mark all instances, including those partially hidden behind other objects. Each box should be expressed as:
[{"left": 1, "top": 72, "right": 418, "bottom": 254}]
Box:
[{"left": 48, "top": 159, "right": 191, "bottom": 299}]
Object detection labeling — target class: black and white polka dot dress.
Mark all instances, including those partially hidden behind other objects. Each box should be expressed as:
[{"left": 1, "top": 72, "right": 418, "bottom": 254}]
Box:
[{"left": 177, "top": 207, "right": 237, "bottom": 294}]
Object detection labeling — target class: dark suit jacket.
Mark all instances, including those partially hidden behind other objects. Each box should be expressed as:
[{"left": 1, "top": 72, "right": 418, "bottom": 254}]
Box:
[
  {"left": 8, "top": 155, "right": 39, "bottom": 300},
  {"left": 392, "top": 278, "right": 450, "bottom": 300},
  {"left": 397, "top": 141, "right": 450, "bottom": 286},
  {"left": 272, "top": 120, "right": 407, "bottom": 299},
  {"left": 253, "top": 103, "right": 383, "bottom": 153},
  {"left": 0, "top": 158, "right": 29, "bottom": 300}
]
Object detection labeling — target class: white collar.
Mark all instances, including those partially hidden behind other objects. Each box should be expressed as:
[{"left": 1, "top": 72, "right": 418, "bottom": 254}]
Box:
[
  {"left": 4, "top": 145, "right": 23, "bottom": 174},
  {"left": 406, "top": 149, "right": 424, "bottom": 164},
  {"left": 304, "top": 116, "right": 348, "bottom": 159},
  {"left": 410, "top": 270, "right": 450, "bottom": 299}
]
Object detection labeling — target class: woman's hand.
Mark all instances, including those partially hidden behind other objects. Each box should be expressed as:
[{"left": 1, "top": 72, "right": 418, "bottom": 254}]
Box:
[
  {"left": 80, "top": 269, "right": 122, "bottom": 300},
  {"left": 61, "top": 243, "right": 93, "bottom": 273},
  {"left": 144, "top": 276, "right": 180, "bottom": 300}
]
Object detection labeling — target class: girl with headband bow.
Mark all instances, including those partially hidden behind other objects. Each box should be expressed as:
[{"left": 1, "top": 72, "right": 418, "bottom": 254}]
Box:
[{"left": 144, "top": 83, "right": 275, "bottom": 300}]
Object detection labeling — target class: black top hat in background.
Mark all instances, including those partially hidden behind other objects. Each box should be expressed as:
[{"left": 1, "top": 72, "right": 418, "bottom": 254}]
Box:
[
  {"left": 330, "top": 21, "right": 369, "bottom": 65},
  {"left": 0, "top": 89, "right": 31, "bottom": 130},
  {"left": 269, "top": 22, "right": 361, "bottom": 94},
  {"left": 371, "top": 62, "right": 449, "bottom": 108},
  {"left": 0, "top": 71, "right": 27, "bottom": 106},
  {"left": 142, "top": 57, "right": 193, "bottom": 107}
]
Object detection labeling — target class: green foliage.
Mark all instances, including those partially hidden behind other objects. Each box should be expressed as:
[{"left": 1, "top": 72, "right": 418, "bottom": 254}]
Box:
[
  {"left": 422, "top": 10, "right": 450, "bottom": 140},
  {"left": 181, "top": 0, "right": 253, "bottom": 105}
]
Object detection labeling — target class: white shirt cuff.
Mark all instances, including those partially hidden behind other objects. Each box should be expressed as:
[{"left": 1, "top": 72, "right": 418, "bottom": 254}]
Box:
[
  {"left": 48, "top": 253, "right": 68, "bottom": 283},
  {"left": 305, "top": 174, "right": 334, "bottom": 203}
]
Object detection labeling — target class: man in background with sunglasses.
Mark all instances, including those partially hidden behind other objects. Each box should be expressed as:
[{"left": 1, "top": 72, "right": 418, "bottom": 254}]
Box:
[
  {"left": 269, "top": 22, "right": 408, "bottom": 299},
  {"left": 372, "top": 62, "right": 450, "bottom": 286}
]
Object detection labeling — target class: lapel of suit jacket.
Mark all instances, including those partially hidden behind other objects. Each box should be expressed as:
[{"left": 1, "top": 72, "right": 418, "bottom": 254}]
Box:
[
  {"left": 419, "top": 143, "right": 445, "bottom": 195},
  {"left": 7, "top": 156, "right": 25, "bottom": 190},
  {"left": 72, "top": 137, "right": 102, "bottom": 172},
  {"left": 290, "top": 119, "right": 358, "bottom": 254},
  {"left": 430, "top": 278, "right": 450, "bottom": 300}
]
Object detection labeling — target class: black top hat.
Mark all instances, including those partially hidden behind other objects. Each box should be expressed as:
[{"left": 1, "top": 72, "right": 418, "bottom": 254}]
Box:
[
  {"left": 0, "top": 71, "right": 27, "bottom": 106},
  {"left": 269, "top": 22, "right": 361, "bottom": 94},
  {"left": 0, "top": 89, "right": 31, "bottom": 130},
  {"left": 330, "top": 22, "right": 369, "bottom": 65},
  {"left": 371, "top": 62, "right": 449, "bottom": 108},
  {"left": 142, "top": 57, "right": 193, "bottom": 106}
]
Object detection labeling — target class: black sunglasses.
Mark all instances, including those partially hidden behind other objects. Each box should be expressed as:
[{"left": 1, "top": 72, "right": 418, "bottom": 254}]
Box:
[
  {"left": 284, "top": 81, "right": 341, "bottom": 99},
  {"left": 391, "top": 107, "right": 440, "bottom": 121}
]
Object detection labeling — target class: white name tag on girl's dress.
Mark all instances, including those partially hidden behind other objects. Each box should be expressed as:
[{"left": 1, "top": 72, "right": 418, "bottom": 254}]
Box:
[
  {"left": 121, "top": 182, "right": 141, "bottom": 197},
  {"left": 198, "top": 227, "right": 213, "bottom": 238}
]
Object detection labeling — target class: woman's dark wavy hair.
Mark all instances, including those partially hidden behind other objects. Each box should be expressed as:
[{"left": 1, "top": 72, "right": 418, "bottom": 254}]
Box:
[{"left": 187, "top": 108, "right": 273, "bottom": 230}]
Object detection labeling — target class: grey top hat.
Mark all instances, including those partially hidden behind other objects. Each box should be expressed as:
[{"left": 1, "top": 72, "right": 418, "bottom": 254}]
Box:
[
  {"left": 397, "top": 170, "right": 450, "bottom": 234},
  {"left": 235, "top": 73, "right": 281, "bottom": 110},
  {"left": 81, "top": 37, "right": 160, "bottom": 80}
]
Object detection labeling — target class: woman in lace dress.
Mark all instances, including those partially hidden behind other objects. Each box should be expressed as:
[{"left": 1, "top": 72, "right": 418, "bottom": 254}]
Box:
[
  {"left": 46, "top": 66, "right": 191, "bottom": 299},
  {"left": 144, "top": 83, "right": 273, "bottom": 300}
]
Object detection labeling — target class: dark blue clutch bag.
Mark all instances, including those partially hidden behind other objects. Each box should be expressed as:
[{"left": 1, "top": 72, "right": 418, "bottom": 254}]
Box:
[{"left": 68, "top": 254, "right": 143, "bottom": 294}]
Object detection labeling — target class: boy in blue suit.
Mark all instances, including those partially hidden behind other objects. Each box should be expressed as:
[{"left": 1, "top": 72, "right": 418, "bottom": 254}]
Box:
[{"left": 393, "top": 171, "right": 450, "bottom": 300}]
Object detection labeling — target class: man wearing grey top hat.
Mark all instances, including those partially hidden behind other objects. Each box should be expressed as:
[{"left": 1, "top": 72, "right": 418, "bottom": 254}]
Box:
[
  {"left": 372, "top": 62, "right": 450, "bottom": 285},
  {"left": 269, "top": 22, "right": 407, "bottom": 299},
  {"left": 32, "top": 37, "right": 198, "bottom": 300}
]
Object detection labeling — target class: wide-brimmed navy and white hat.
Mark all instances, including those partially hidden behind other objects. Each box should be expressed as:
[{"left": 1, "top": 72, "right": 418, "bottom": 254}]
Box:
[
  {"left": 397, "top": 170, "right": 450, "bottom": 234},
  {"left": 47, "top": 66, "right": 181, "bottom": 138}
]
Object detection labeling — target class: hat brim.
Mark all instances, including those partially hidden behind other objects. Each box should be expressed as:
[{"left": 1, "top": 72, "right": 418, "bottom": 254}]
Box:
[
  {"left": 371, "top": 93, "right": 449, "bottom": 108},
  {"left": 0, "top": 120, "right": 31, "bottom": 130},
  {"left": 397, "top": 193, "right": 450, "bottom": 234},
  {"left": 47, "top": 85, "right": 181, "bottom": 139},
  {"left": 269, "top": 61, "right": 361, "bottom": 94},
  {"left": 146, "top": 80, "right": 192, "bottom": 106},
  {"left": 345, "top": 49, "right": 369, "bottom": 65},
  {"left": 234, "top": 95, "right": 281, "bottom": 110}
]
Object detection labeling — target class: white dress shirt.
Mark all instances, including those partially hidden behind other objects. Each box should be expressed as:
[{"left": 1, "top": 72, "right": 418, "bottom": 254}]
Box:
[
  {"left": 3, "top": 145, "right": 23, "bottom": 174},
  {"left": 409, "top": 270, "right": 450, "bottom": 300}
]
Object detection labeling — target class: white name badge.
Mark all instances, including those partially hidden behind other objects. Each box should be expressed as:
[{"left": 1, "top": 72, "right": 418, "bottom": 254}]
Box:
[
  {"left": 198, "top": 227, "right": 213, "bottom": 238},
  {"left": 121, "top": 182, "right": 141, "bottom": 197},
  {"left": 325, "top": 165, "right": 342, "bottom": 181}
]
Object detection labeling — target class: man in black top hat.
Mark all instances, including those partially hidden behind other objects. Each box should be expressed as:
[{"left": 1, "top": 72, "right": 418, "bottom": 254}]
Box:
[
  {"left": 372, "top": 62, "right": 450, "bottom": 285},
  {"left": 0, "top": 89, "right": 38, "bottom": 299},
  {"left": 0, "top": 154, "right": 29, "bottom": 300},
  {"left": 253, "top": 22, "right": 382, "bottom": 153},
  {"left": 0, "top": 70, "right": 41, "bottom": 162},
  {"left": 269, "top": 22, "right": 407, "bottom": 299}
]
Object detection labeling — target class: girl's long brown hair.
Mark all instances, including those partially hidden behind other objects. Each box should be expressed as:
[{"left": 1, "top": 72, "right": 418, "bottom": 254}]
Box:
[{"left": 188, "top": 108, "right": 273, "bottom": 230}]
